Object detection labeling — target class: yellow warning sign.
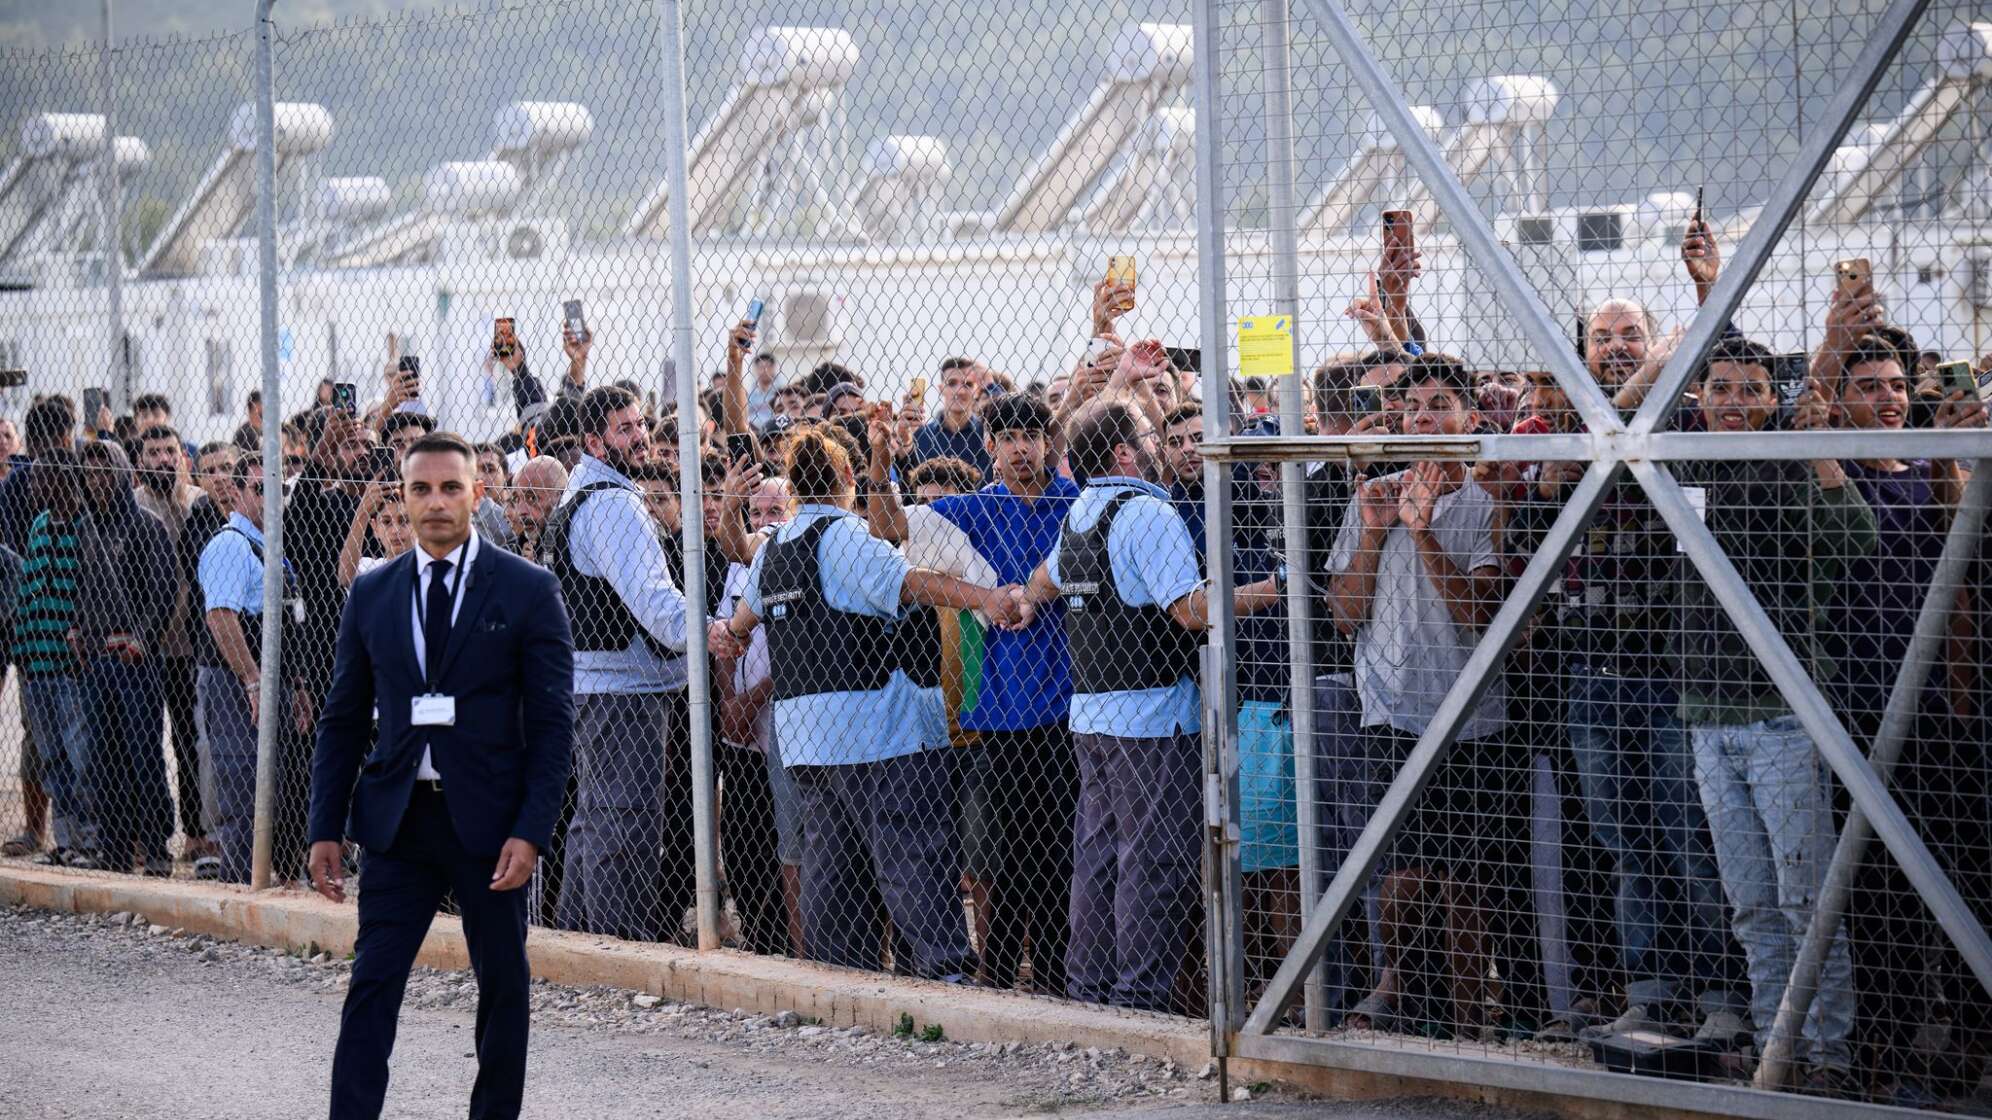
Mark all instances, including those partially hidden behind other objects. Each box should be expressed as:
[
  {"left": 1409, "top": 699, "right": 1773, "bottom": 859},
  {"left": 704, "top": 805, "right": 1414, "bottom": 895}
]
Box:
[{"left": 1236, "top": 315, "right": 1295, "bottom": 377}]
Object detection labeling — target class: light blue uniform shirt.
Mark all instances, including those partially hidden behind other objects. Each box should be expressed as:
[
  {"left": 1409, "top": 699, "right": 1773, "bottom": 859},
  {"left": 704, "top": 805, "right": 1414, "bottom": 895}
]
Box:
[
  {"left": 742, "top": 504, "right": 943, "bottom": 766},
  {"left": 562, "top": 454, "right": 690, "bottom": 695},
  {"left": 197, "top": 512, "right": 267, "bottom": 616},
  {"left": 1045, "top": 477, "right": 1202, "bottom": 738}
]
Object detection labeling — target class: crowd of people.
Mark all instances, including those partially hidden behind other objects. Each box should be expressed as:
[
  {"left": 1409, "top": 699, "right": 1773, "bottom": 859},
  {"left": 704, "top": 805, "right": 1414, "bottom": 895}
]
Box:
[{"left": 0, "top": 212, "right": 1989, "bottom": 1106}]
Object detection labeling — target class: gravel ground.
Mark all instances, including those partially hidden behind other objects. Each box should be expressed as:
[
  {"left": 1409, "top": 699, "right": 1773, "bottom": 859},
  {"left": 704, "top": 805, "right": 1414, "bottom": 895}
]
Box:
[{"left": 0, "top": 902, "right": 1540, "bottom": 1120}]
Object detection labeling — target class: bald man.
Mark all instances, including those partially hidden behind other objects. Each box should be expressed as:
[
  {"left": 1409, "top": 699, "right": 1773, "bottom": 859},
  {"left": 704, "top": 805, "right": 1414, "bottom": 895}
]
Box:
[{"left": 503, "top": 456, "right": 569, "bottom": 564}]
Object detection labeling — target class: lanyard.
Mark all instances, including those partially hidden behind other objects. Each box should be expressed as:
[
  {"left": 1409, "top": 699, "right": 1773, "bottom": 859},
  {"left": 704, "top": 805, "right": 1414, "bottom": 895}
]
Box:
[{"left": 413, "top": 545, "right": 470, "bottom": 688}]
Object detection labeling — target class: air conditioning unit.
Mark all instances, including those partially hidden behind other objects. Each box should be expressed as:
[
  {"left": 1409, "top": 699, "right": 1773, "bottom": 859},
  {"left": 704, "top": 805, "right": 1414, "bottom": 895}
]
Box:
[
  {"left": 495, "top": 219, "right": 568, "bottom": 262},
  {"left": 778, "top": 286, "right": 844, "bottom": 351}
]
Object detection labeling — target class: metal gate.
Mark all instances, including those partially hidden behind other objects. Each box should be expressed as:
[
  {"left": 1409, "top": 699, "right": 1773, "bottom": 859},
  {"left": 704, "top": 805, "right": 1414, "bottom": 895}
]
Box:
[{"left": 1192, "top": 0, "right": 1992, "bottom": 1114}]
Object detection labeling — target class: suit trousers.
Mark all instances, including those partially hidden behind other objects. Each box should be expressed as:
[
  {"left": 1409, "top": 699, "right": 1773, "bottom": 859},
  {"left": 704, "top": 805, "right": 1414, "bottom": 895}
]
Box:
[{"left": 331, "top": 785, "right": 531, "bottom": 1120}]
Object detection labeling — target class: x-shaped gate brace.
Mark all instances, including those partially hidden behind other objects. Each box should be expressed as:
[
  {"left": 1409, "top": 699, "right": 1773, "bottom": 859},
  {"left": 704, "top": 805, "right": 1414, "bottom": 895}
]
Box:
[{"left": 1189, "top": 0, "right": 1992, "bottom": 1059}]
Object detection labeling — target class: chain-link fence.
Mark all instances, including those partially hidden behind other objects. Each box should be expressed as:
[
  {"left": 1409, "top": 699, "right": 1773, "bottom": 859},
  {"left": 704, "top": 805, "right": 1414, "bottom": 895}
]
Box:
[
  {"left": 4, "top": 0, "right": 1992, "bottom": 1112},
  {"left": 1206, "top": 0, "right": 1992, "bottom": 1114}
]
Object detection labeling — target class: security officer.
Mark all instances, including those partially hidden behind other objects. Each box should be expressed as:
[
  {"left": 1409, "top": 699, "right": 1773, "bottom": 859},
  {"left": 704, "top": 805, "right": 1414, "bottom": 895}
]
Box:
[
  {"left": 708, "top": 424, "right": 1023, "bottom": 978},
  {"left": 196, "top": 454, "right": 302, "bottom": 883},
  {"left": 1020, "top": 364, "right": 1283, "bottom": 1011}
]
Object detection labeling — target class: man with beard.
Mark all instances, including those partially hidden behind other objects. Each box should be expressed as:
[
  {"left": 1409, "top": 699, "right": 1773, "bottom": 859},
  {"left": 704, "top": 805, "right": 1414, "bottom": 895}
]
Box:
[
  {"left": 75, "top": 440, "right": 177, "bottom": 874},
  {"left": 540, "top": 385, "right": 691, "bottom": 941},
  {"left": 502, "top": 456, "right": 569, "bottom": 564},
  {"left": 1019, "top": 349, "right": 1286, "bottom": 1010},
  {"left": 1512, "top": 216, "right": 1751, "bottom": 1045},
  {"left": 133, "top": 425, "right": 212, "bottom": 867}
]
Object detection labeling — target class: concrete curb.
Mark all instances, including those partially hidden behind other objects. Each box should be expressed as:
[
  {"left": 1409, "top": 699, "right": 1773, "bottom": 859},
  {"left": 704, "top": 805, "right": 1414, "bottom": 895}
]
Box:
[{"left": 0, "top": 864, "right": 1739, "bottom": 1119}]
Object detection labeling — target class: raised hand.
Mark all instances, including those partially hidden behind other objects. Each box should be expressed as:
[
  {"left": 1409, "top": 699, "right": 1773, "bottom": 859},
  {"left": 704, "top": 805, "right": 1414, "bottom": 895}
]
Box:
[
  {"left": 1682, "top": 215, "right": 1720, "bottom": 289},
  {"left": 1358, "top": 475, "right": 1402, "bottom": 531}
]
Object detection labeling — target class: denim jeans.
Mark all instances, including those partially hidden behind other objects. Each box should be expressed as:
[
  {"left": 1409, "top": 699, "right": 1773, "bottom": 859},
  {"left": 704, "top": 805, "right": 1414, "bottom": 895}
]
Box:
[
  {"left": 1568, "top": 672, "right": 1741, "bottom": 1012},
  {"left": 24, "top": 675, "right": 96, "bottom": 851},
  {"left": 1691, "top": 715, "right": 1853, "bottom": 1068}
]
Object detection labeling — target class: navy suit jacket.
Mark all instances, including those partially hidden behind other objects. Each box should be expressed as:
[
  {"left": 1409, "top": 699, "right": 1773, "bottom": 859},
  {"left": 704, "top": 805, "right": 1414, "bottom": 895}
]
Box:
[{"left": 308, "top": 538, "right": 575, "bottom": 859}]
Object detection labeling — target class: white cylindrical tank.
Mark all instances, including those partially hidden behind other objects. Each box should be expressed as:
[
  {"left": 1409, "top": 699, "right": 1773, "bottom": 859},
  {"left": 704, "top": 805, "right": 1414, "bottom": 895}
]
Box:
[
  {"left": 863, "top": 135, "right": 951, "bottom": 184},
  {"left": 1359, "top": 104, "right": 1443, "bottom": 151},
  {"left": 491, "top": 101, "right": 594, "bottom": 155},
  {"left": 227, "top": 101, "right": 334, "bottom": 155},
  {"left": 424, "top": 160, "right": 522, "bottom": 216},
  {"left": 1110, "top": 22, "right": 1193, "bottom": 84},
  {"left": 1464, "top": 76, "right": 1559, "bottom": 127},
  {"left": 314, "top": 176, "right": 393, "bottom": 222},
  {"left": 21, "top": 113, "right": 105, "bottom": 159},
  {"left": 741, "top": 27, "right": 860, "bottom": 89}
]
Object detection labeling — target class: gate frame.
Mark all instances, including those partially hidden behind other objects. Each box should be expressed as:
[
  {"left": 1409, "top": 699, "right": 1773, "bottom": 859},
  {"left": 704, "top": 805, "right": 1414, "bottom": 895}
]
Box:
[{"left": 1191, "top": 0, "right": 1992, "bottom": 1113}]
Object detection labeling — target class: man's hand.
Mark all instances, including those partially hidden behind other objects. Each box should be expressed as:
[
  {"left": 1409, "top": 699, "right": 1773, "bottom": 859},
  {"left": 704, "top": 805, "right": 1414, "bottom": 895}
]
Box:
[
  {"left": 866, "top": 405, "right": 898, "bottom": 463},
  {"left": 489, "top": 839, "right": 537, "bottom": 892},
  {"left": 384, "top": 366, "right": 420, "bottom": 410},
  {"left": 1537, "top": 460, "right": 1585, "bottom": 500},
  {"left": 1376, "top": 242, "right": 1422, "bottom": 306},
  {"left": 1682, "top": 215, "right": 1720, "bottom": 293},
  {"left": 308, "top": 840, "right": 346, "bottom": 903},
  {"left": 1821, "top": 284, "right": 1884, "bottom": 356},
  {"left": 1398, "top": 463, "right": 1442, "bottom": 534},
  {"left": 1091, "top": 277, "right": 1132, "bottom": 336},
  {"left": 980, "top": 585, "right": 1023, "bottom": 629},
  {"left": 1358, "top": 476, "right": 1402, "bottom": 531},
  {"left": 292, "top": 686, "right": 315, "bottom": 737},
  {"left": 1347, "top": 409, "right": 1398, "bottom": 437},
  {"left": 314, "top": 407, "right": 359, "bottom": 467},
  {"left": 1934, "top": 388, "right": 1990, "bottom": 430},
  {"left": 242, "top": 676, "right": 262, "bottom": 725},
  {"left": 1473, "top": 460, "right": 1521, "bottom": 502},
  {"left": 707, "top": 618, "right": 748, "bottom": 659},
  {"left": 1344, "top": 289, "right": 1399, "bottom": 351},
  {"left": 563, "top": 324, "right": 593, "bottom": 382},
  {"left": 725, "top": 320, "right": 755, "bottom": 369},
  {"left": 1112, "top": 339, "right": 1171, "bottom": 392},
  {"left": 720, "top": 453, "right": 763, "bottom": 503},
  {"left": 1791, "top": 377, "right": 1832, "bottom": 432}
]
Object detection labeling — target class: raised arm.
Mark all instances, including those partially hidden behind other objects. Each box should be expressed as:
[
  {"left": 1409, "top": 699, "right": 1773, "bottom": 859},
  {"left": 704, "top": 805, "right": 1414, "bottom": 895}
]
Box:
[{"left": 721, "top": 320, "right": 754, "bottom": 435}]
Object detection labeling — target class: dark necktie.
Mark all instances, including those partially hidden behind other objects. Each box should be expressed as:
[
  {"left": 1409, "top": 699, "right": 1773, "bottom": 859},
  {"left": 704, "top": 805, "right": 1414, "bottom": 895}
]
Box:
[{"left": 424, "top": 557, "right": 454, "bottom": 684}]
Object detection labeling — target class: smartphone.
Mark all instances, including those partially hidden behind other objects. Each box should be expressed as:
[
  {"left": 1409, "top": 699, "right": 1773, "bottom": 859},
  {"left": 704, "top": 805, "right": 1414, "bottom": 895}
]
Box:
[
  {"left": 491, "top": 317, "right": 517, "bottom": 360},
  {"left": 908, "top": 376, "right": 928, "bottom": 407},
  {"left": 1381, "top": 209, "right": 1414, "bottom": 256},
  {"left": 1350, "top": 384, "right": 1383, "bottom": 416},
  {"left": 1693, "top": 186, "right": 1704, "bottom": 224},
  {"left": 1835, "top": 258, "right": 1873, "bottom": 299},
  {"left": 725, "top": 431, "right": 757, "bottom": 466},
  {"left": 1083, "top": 336, "right": 1114, "bottom": 367},
  {"left": 745, "top": 298, "right": 765, "bottom": 327},
  {"left": 331, "top": 381, "right": 358, "bottom": 414},
  {"left": 83, "top": 386, "right": 107, "bottom": 425},
  {"left": 1106, "top": 255, "right": 1136, "bottom": 313},
  {"left": 0, "top": 369, "right": 26, "bottom": 389},
  {"left": 561, "top": 300, "right": 588, "bottom": 343},
  {"left": 1938, "top": 359, "right": 1976, "bottom": 397}
]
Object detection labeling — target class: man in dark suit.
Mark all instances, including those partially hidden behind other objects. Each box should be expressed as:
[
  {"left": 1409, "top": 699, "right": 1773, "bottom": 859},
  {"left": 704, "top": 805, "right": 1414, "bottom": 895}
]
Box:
[{"left": 308, "top": 430, "right": 574, "bottom": 1120}]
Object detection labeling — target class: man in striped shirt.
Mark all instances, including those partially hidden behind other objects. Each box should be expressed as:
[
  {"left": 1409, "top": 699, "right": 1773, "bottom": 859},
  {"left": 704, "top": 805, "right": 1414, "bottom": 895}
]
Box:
[{"left": 13, "top": 449, "right": 99, "bottom": 869}]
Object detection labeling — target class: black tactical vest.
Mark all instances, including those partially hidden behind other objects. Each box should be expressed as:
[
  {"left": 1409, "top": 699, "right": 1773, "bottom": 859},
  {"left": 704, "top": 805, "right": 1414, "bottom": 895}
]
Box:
[
  {"left": 540, "top": 481, "right": 663, "bottom": 654},
  {"left": 759, "top": 516, "right": 896, "bottom": 702},
  {"left": 1060, "top": 490, "right": 1200, "bottom": 694}
]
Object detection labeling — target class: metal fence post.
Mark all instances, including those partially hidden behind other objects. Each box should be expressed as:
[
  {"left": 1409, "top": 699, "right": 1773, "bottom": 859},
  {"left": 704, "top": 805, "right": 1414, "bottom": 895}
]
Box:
[
  {"left": 1258, "top": 0, "right": 1326, "bottom": 1033},
  {"left": 1192, "top": 0, "right": 1245, "bottom": 1048},
  {"left": 99, "top": 0, "right": 125, "bottom": 411},
  {"left": 656, "top": 0, "right": 721, "bottom": 951},
  {"left": 1754, "top": 464, "right": 1992, "bottom": 1089},
  {"left": 249, "top": 0, "right": 284, "bottom": 891}
]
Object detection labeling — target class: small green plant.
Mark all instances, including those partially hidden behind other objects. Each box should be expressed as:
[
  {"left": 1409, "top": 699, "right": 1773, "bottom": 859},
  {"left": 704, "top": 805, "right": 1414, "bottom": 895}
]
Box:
[
  {"left": 919, "top": 1023, "right": 945, "bottom": 1043},
  {"left": 893, "top": 1012, "right": 915, "bottom": 1038}
]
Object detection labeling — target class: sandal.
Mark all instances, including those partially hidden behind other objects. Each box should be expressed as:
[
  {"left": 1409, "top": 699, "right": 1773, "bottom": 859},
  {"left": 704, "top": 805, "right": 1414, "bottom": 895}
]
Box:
[
  {"left": 1, "top": 831, "right": 37, "bottom": 858},
  {"left": 1343, "top": 992, "right": 1400, "bottom": 1032}
]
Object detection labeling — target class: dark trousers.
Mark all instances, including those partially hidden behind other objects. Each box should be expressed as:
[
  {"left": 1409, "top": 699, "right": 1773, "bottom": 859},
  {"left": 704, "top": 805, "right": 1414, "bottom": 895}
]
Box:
[
  {"left": 791, "top": 750, "right": 971, "bottom": 979},
  {"left": 332, "top": 786, "right": 530, "bottom": 1120},
  {"left": 84, "top": 656, "right": 171, "bottom": 867},
  {"left": 1066, "top": 731, "right": 1202, "bottom": 1012},
  {"left": 559, "top": 692, "right": 670, "bottom": 940},
  {"left": 159, "top": 656, "right": 202, "bottom": 839},
  {"left": 659, "top": 688, "right": 695, "bottom": 944},
  {"left": 974, "top": 724, "right": 1078, "bottom": 993},
  {"left": 719, "top": 743, "right": 790, "bottom": 956}
]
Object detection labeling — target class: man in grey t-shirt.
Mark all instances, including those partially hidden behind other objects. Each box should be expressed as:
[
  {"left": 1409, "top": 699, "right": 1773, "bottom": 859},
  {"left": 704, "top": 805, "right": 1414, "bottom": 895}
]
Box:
[{"left": 1323, "top": 354, "right": 1507, "bottom": 1037}]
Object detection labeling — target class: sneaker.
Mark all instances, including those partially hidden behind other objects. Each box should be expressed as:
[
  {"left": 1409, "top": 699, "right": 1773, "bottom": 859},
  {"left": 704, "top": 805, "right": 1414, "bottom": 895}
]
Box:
[
  {"left": 191, "top": 855, "right": 222, "bottom": 881},
  {"left": 30, "top": 847, "right": 70, "bottom": 867},
  {"left": 64, "top": 850, "right": 104, "bottom": 871},
  {"left": 1694, "top": 1008, "right": 1751, "bottom": 1047},
  {"left": 142, "top": 856, "right": 174, "bottom": 878},
  {"left": 1, "top": 831, "right": 38, "bottom": 858},
  {"left": 1582, "top": 1003, "right": 1687, "bottom": 1041}
]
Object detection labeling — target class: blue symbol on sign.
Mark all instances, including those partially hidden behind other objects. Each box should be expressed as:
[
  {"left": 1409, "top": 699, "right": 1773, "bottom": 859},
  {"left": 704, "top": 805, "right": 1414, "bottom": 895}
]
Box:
[{"left": 278, "top": 327, "right": 295, "bottom": 362}]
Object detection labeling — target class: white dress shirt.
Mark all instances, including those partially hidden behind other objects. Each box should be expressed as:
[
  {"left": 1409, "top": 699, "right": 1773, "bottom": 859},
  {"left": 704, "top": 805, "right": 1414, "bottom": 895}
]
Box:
[{"left": 410, "top": 531, "right": 479, "bottom": 780}]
